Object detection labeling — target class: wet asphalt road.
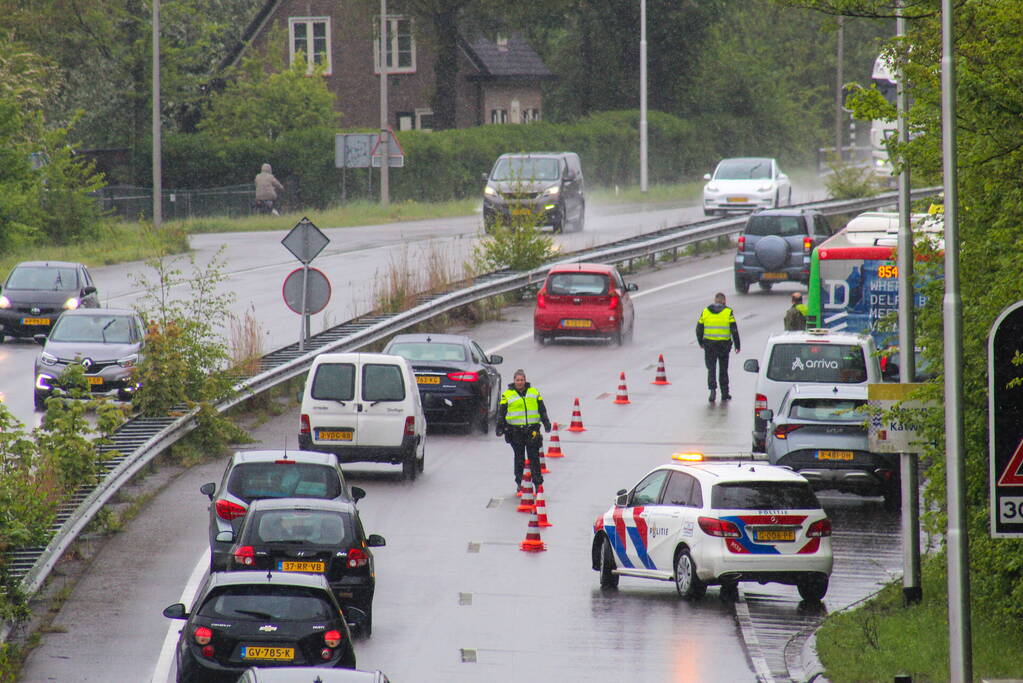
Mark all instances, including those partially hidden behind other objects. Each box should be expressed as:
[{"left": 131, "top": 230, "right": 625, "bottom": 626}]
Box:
[{"left": 17, "top": 252, "right": 905, "bottom": 683}]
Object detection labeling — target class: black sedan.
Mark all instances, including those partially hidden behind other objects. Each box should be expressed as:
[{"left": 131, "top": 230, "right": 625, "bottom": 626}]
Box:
[
  {"left": 382, "top": 333, "right": 502, "bottom": 433},
  {"left": 218, "top": 498, "right": 385, "bottom": 636},
  {"left": 0, "top": 261, "right": 100, "bottom": 342},
  {"left": 163, "top": 571, "right": 357, "bottom": 683}
]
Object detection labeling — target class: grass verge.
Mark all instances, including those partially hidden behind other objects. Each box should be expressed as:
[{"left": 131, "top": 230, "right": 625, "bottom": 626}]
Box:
[{"left": 816, "top": 558, "right": 1023, "bottom": 682}]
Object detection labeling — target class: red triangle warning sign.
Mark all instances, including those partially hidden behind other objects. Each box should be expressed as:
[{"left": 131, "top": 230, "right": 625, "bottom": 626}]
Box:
[{"left": 997, "top": 437, "right": 1023, "bottom": 486}]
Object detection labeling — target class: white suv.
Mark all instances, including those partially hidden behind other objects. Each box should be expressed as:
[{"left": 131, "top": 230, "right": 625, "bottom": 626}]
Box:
[
  {"left": 743, "top": 329, "right": 881, "bottom": 452},
  {"left": 591, "top": 458, "right": 833, "bottom": 601}
]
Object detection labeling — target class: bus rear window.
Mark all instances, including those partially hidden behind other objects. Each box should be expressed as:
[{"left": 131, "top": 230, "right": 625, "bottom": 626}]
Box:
[{"left": 766, "top": 343, "right": 867, "bottom": 383}]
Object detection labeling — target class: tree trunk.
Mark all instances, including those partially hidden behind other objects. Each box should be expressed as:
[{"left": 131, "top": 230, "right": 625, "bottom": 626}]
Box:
[{"left": 430, "top": 8, "right": 460, "bottom": 130}]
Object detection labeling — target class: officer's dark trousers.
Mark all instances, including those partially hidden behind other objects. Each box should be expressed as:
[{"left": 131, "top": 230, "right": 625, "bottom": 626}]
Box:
[
  {"left": 703, "top": 341, "right": 732, "bottom": 394},
  {"left": 508, "top": 428, "right": 544, "bottom": 487}
]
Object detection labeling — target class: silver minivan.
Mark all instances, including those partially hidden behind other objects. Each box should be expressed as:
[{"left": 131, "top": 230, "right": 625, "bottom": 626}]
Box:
[
  {"left": 482, "top": 152, "right": 585, "bottom": 233},
  {"left": 299, "top": 352, "right": 426, "bottom": 480}
]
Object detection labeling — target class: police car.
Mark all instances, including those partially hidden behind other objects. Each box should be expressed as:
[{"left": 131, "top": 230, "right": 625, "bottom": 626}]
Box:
[{"left": 591, "top": 456, "right": 833, "bottom": 601}]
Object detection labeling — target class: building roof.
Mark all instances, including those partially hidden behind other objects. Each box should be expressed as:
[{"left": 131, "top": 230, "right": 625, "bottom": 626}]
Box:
[{"left": 461, "top": 34, "right": 555, "bottom": 81}]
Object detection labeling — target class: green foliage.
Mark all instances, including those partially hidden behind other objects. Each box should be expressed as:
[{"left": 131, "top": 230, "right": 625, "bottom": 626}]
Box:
[
  {"left": 822, "top": 155, "right": 884, "bottom": 199},
  {"left": 473, "top": 215, "right": 555, "bottom": 272}
]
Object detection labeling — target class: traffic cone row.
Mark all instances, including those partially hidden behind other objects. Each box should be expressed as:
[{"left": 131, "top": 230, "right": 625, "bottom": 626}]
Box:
[
  {"left": 535, "top": 485, "right": 552, "bottom": 527},
  {"left": 519, "top": 505, "right": 547, "bottom": 552},
  {"left": 613, "top": 372, "right": 631, "bottom": 404}
]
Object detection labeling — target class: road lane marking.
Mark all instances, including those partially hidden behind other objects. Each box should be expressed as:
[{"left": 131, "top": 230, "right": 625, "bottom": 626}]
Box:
[
  {"left": 485, "top": 266, "right": 732, "bottom": 354},
  {"left": 150, "top": 546, "right": 210, "bottom": 683}
]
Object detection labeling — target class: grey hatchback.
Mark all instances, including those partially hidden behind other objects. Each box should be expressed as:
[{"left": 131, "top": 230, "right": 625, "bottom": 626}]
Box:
[
  {"left": 32, "top": 308, "right": 145, "bottom": 409},
  {"left": 733, "top": 209, "right": 833, "bottom": 294},
  {"left": 0, "top": 261, "right": 100, "bottom": 342}
]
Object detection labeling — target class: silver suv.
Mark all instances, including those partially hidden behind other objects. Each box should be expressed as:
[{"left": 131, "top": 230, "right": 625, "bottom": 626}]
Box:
[{"left": 733, "top": 208, "right": 833, "bottom": 294}]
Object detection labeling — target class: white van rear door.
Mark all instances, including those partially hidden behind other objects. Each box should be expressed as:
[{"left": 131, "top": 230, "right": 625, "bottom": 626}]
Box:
[
  {"left": 306, "top": 360, "right": 360, "bottom": 447},
  {"left": 358, "top": 362, "right": 410, "bottom": 448}
]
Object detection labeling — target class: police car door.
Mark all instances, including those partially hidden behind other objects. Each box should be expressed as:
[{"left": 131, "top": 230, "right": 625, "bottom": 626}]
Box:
[
  {"left": 660, "top": 470, "right": 703, "bottom": 562},
  {"left": 607, "top": 469, "right": 671, "bottom": 578}
]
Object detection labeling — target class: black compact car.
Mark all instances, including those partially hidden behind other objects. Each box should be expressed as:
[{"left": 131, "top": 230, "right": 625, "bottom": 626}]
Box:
[
  {"left": 382, "top": 333, "right": 502, "bottom": 433},
  {"left": 219, "top": 498, "right": 385, "bottom": 636},
  {"left": 163, "top": 572, "right": 357, "bottom": 683},
  {"left": 200, "top": 450, "right": 362, "bottom": 572},
  {"left": 733, "top": 209, "right": 834, "bottom": 294},
  {"left": 0, "top": 261, "right": 100, "bottom": 342}
]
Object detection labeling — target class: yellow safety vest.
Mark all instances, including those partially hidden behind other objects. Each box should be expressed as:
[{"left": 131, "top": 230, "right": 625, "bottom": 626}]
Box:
[
  {"left": 699, "top": 306, "right": 735, "bottom": 342},
  {"left": 501, "top": 387, "right": 543, "bottom": 425}
]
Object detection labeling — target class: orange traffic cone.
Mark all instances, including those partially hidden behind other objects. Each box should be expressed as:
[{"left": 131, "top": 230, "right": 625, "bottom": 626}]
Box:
[
  {"left": 517, "top": 468, "right": 536, "bottom": 512},
  {"left": 652, "top": 354, "right": 671, "bottom": 385},
  {"left": 567, "top": 398, "right": 586, "bottom": 432},
  {"left": 546, "top": 422, "right": 565, "bottom": 458},
  {"left": 614, "top": 371, "right": 631, "bottom": 404},
  {"left": 535, "top": 485, "right": 552, "bottom": 527},
  {"left": 539, "top": 447, "right": 550, "bottom": 474},
  {"left": 519, "top": 506, "right": 547, "bottom": 552}
]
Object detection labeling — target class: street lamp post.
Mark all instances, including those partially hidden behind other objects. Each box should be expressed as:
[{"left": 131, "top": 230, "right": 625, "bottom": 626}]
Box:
[
  {"left": 152, "top": 0, "right": 162, "bottom": 229},
  {"left": 639, "top": 0, "right": 648, "bottom": 193},
  {"left": 379, "top": 0, "right": 390, "bottom": 206}
]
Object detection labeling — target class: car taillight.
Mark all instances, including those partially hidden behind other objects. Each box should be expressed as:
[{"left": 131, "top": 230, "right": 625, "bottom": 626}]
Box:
[
  {"left": 537, "top": 289, "right": 547, "bottom": 309},
  {"left": 233, "top": 545, "right": 256, "bottom": 566},
  {"left": 347, "top": 547, "right": 369, "bottom": 568},
  {"left": 194, "top": 626, "right": 212, "bottom": 646},
  {"left": 608, "top": 293, "right": 619, "bottom": 309},
  {"left": 737, "top": 235, "right": 745, "bottom": 252},
  {"left": 274, "top": 459, "right": 295, "bottom": 464},
  {"left": 300, "top": 414, "right": 311, "bottom": 435},
  {"left": 803, "top": 236, "right": 812, "bottom": 252},
  {"left": 324, "top": 629, "right": 343, "bottom": 648},
  {"left": 773, "top": 424, "right": 802, "bottom": 439},
  {"left": 754, "top": 393, "right": 768, "bottom": 418},
  {"left": 404, "top": 416, "right": 415, "bottom": 436},
  {"left": 447, "top": 371, "right": 479, "bottom": 382},
  {"left": 807, "top": 518, "right": 832, "bottom": 538},
  {"left": 214, "top": 499, "right": 246, "bottom": 521},
  {"left": 321, "top": 648, "right": 334, "bottom": 660},
  {"left": 698, "top": 516, "right": 742, "bottom": 538}
]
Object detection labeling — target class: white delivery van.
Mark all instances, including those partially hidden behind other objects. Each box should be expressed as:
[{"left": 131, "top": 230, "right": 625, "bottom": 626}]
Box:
[
  {"left": 298, "top": 352, "right": 426, "bottom": 480},
  {"left": 743, "top": 329, "right": 881, "bottom": 452}
]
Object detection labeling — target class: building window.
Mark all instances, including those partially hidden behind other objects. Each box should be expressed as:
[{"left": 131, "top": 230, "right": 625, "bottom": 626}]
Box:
[
  {"left": 415, "top": 108, "right": 434, "bottom": 131},
  {"left": 289, "top": 18, "right": 332, "bottom": 74},
  {"left": 490, "top": 109, "right": 508, "bottom": 124},
  {"left": 524, "top": 108, "right": 541, "bottom": 123},
  {"left": 374, "top": 16, "right": 416, "bottom": 74}
]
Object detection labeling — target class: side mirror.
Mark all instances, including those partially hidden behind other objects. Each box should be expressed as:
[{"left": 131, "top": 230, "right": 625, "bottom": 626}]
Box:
[
  {"left": 163, "top": 603, "right": 188, "bottom": 620},
  {"left": 367, "top": 533, "right": 386, "bottom": 547},
  {"left": 83, "top": 286, "right": 97, "bottom": 296},
  {"left": 778, "top": 172, "right": 789, "bottom": 181},
  {"left": 481, "top": 172, "right": 489, "bottom": 184},
  {"left": 33, "top": 334, "right": 47, "bottom": 346},
  {"left": 200, "top": 482, "right": 215, "bottom": 500},
  {"left": 760, "top": 409, "right": 774, "bottom": 422},
  {"left": 351, "top": 486, "right": 366, "bottom": 502},
  {"left": 703, "top": 173, "right": 712, "bottom": 181},
  {"left": 615, "top": 488, "right": 629, "bottom": 507},
  {"left": 215, "top": 530, "right": 234, "bottom": 543},
  {"left": 489, "top": 354, "right": 503, "bottom": 365},
  {"left": 625, "top": 283, "right": 638, "bottom": 292},
  {"left": 743, "top": 359, "right": 760, "bottom": 373}
]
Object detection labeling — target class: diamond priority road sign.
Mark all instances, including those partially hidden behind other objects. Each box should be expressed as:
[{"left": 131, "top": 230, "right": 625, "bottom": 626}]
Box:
[
  {"left": 989, "top": 300, "right": 1023, "bottom": 538},
  {"left": 281, "top": 217, "right": 329, "bottom": 264}
]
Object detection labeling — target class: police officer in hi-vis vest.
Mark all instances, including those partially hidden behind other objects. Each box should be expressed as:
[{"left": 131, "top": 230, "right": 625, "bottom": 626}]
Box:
[
  {"left": 696, "top": 292, "right": 741, "bottom": 403},
  {"left": 495, "top": 369, "right": 551, "bottom": 491}
]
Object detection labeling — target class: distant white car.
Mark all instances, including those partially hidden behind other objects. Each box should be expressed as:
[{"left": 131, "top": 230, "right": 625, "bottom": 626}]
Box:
[{"left": 703, "top": 157, "right": 791, "bottom": 216}]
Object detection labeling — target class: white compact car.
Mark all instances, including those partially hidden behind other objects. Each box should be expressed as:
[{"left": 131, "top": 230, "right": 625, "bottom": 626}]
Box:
[
  {"left": 702, "top": 157, "right": 791, "bottom": 216},
  {"left": 591, "top": 458, "right": 833, "bottom": 601},
  {"left": 299, "top": 352, "right": 426, "bottom": 480}
]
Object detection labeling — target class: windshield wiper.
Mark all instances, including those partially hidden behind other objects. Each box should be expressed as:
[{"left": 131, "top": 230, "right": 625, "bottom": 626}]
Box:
[{"left": 101, "top": 318, "right": 115, "bottom": 343}]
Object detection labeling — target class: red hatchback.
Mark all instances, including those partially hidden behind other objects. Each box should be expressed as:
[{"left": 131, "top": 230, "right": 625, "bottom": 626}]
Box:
[{"left": 533, "top": 263, "right": 637, "bottom": 345}]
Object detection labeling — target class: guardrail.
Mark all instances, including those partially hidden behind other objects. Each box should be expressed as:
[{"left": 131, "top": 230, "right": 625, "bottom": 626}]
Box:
[{"left": 0, "top": 187, "right": 939, "bottom": 642}]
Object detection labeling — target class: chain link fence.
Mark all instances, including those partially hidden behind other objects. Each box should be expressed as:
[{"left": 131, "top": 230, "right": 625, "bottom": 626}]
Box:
[{"left": 91, "top": 184, "right": 257, "bottom": 221}]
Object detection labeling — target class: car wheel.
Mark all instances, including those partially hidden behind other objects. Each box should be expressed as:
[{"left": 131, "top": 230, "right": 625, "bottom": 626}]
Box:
[
  {"left": 787, "top": 188, "right": 793, "bottom": 206},
  {"left": 362, "top": 605, "right": 373, "bottom": 638},
  {"left": 758, "top": 281, "right": 773, "bottom": 291},
  {"left": 33, "top": 392, "right": 46, "bottom": 411},
  {"left": 475, "top": 405, "right": 490, "bottom": 435},
  {"left": 773, "top": 191, "right": 780, "bottom": 208},
  {"left": 797, "top": 574, "right": 829, "bottom": 602},
  {"left": 417, "top": 447, "right": 425, "bottom": 474},
  {"left": 719, "top": 580, "right": 739, "bottom": 602},
  {"left": 552, "top": 208, "right": 565, "bottom": 234},
  {"left": 599, "top": 536, "right": 619, "bottom": 589},
  {"left": 0, "top": 333, "right": 5, "bottom": 344},
  {"left": 673, "top": 547, "right": 706, "bottom": 599},
  {"left": 402, "top": 449, "right": 417, "bottom": 481},
  {"left": 575, "top": 204, "right": 585, "bottom": 232},
  {"left": 704, "top": 208, "right": 716, "bottom": 217},
  {"left": 534, "top": 330, "right": 547, "bottom": 347},
  {"left": 612, "top": 330, "right": 624, "bottom": 346},
  {"left": 734, "top": 273, "right": 750, "bottom": 294}
]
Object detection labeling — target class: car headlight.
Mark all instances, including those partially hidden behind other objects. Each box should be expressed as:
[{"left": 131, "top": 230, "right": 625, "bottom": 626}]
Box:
[
  {"left": 35, "top": 373, "right": 54, "bottom": 390},
  {"left": 705, "top": 184, "right": 719, "bottom": 193},
  {"left": 117, "top": 354, "right": 138, "bottom": 368},
  {"left": 63, "top": 297, "right": 80, "bottom": 310},
  {"left": 541, "top": 185, "right": 560, "bottom": 197},
  {"left": 484, "top": 185, "right": 497, "bottom": 196},
  {"left": 757, "top": 183, "right": 775, "bottom": 193},
  {"left": 40, "top": 351, "right": 59, "bottom": 366},
  {"left": 0, "top": 295, "right": 9, "bottom": 309}
]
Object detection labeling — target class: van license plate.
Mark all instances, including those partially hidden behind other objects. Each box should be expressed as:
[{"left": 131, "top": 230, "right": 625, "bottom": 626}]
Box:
[
  {"left": 817, "top": 450, "right": 854, "bottom": 460},
  {"left": 562, "top": 319, "right": 592, "bottom": 328},
  {"left": 417, "top": 376, "right": 441, "bottom": 384},
  {"left": 318, "top": 430, "right": 353, "bottom": 441},
  {"left": 22, "top": 317, "right": 50, "bottom": 326},
  {"left": 762, "top": 272, "right": 787, "bottom": 280},
  {"left": 753, "top": 529, "right": 795, "bottom": 542}
]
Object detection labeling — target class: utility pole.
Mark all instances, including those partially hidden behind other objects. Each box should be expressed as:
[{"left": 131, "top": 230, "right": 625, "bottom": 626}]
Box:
[
  {"left": 834, "top": 16, "right": 844, "bottom": 158},
  {"left": 639, "top": 0, "right": 648, "bottom": 193},
  {"left": 379, "top": 0, "right": 390, "bottom": 206},
  {"left": 152, "top": 0, "right": 162, "bottom": 228}
]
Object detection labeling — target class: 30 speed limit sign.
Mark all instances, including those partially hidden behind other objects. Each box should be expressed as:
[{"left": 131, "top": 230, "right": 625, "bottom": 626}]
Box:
[{"left": 989, "top": 302, "right": 1023, "bottom": 537}]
